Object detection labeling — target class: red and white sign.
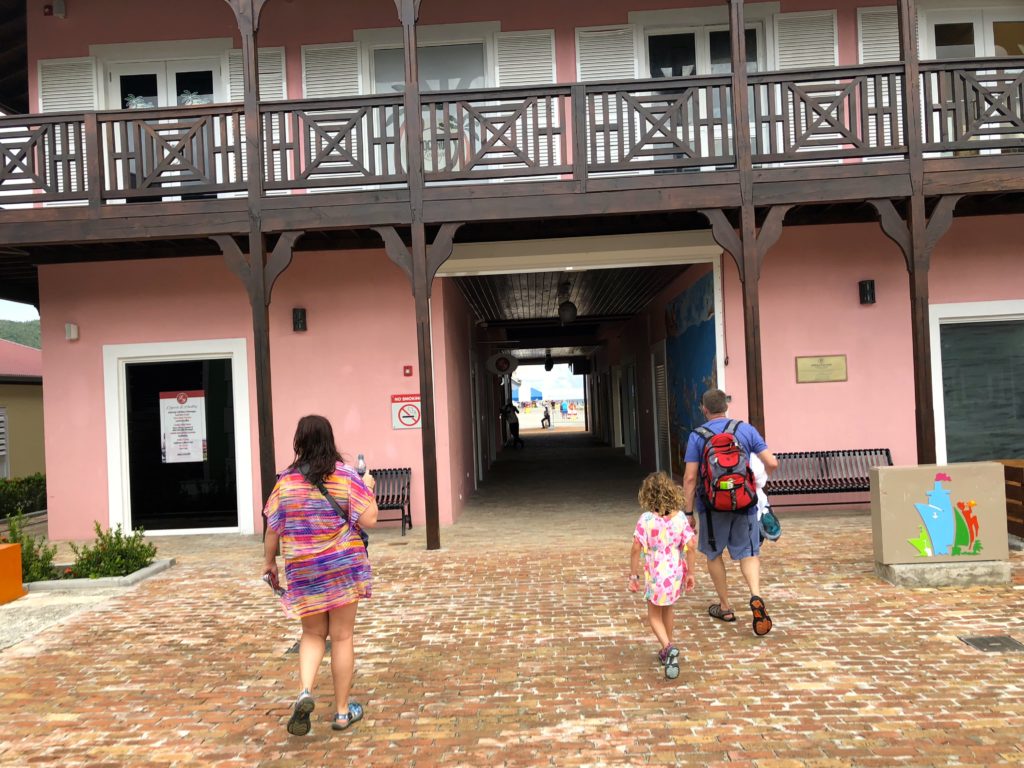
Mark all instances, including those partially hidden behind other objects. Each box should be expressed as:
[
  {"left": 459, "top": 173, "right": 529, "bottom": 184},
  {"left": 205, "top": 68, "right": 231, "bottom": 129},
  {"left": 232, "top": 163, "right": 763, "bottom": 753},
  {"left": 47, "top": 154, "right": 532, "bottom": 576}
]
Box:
[
  {"left": 159, "top": 390, "right": 207, "bottom": 463},
  {"left": 391, "top": 393, "right": 421, "bottom": 430}
]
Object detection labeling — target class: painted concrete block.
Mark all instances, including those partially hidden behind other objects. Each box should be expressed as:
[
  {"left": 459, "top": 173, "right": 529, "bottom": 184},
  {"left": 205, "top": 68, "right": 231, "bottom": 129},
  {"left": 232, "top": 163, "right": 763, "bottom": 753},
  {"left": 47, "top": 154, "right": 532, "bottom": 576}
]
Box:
[
  {"left": 871, "top": 463, "right": 1008, "bottom": 567},
  {"left": 0, "top": 543, "right": 26, "bottom": 604}
]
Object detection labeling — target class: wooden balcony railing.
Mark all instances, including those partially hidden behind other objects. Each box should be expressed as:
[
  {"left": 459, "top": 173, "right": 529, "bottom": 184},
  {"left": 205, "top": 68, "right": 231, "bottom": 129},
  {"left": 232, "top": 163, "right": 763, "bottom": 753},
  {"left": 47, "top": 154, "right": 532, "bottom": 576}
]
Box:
[{"left": 0, "top": 58, "right": 1021, "bottom": 210}]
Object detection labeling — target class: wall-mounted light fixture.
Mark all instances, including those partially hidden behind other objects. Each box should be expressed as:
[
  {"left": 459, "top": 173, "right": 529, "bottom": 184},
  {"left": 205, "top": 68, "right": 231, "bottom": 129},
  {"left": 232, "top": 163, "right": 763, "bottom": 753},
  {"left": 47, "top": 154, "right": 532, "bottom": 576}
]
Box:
[
  {"left": 65, "top": 322, "right": 79, "bottom": 341},
  {"left": 858, "top": 279, "right": 876, "bottom": 305},
  {"left": 292, "top": 308, "right": 307, "bottom": 332},
  {"left": 557, "top": 280, "right": 577, "bottom": 324},
  {"left": 544, "top": 350, "right": 553, "bottom": 372},
  {"left": 43, "top": 0, "right": 67, "bottom": 17}
]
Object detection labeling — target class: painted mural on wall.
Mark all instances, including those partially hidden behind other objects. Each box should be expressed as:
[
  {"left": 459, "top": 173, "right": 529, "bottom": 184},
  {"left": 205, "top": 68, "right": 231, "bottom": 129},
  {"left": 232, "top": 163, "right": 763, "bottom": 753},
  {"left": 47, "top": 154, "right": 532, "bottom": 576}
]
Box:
[
  {"left": 666, "top": 270, "right": 717, "bottom": 478},
  {"left": 908, "top": 472, "right": 983, "bottom": 557}
]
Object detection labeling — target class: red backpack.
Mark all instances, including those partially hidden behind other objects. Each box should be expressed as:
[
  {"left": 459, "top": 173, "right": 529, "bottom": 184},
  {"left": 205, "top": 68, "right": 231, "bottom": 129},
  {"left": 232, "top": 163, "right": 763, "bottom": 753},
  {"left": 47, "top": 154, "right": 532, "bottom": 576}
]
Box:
[{"left": 694, "top": 419, "right": 758, "bottom": 513}]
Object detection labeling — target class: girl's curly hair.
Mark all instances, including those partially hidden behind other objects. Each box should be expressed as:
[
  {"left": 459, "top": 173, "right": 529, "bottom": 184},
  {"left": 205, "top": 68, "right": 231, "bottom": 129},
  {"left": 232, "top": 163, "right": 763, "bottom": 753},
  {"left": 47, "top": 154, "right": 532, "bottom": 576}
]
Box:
[{"left": 638, "top": 472, "right": 684, "bottom": 517}]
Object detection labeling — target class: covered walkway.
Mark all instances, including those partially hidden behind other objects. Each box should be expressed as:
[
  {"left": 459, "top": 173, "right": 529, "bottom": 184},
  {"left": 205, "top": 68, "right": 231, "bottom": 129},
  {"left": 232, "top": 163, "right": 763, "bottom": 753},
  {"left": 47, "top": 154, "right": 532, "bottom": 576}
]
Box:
[{"left": 1, "top": 437, "right": 1023, "bottom": 766}]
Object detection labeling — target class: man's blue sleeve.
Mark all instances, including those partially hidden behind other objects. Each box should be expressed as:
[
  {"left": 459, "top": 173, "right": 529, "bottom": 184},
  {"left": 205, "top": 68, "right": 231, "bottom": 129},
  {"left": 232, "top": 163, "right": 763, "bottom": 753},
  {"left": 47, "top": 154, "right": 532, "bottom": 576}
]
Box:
[
  {"left": 683, "top": 433, "right": 702, "bottom": 463},
  {"left": 741, "top": 423, "right": 768, "bottom": 455}
]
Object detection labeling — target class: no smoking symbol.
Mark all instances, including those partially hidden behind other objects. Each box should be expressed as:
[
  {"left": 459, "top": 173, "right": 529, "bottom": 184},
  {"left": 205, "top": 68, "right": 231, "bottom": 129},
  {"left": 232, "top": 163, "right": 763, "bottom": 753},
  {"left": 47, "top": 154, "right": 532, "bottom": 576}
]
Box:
[{"left": 398, "top": 404, "right": 420, "bottom": 426}]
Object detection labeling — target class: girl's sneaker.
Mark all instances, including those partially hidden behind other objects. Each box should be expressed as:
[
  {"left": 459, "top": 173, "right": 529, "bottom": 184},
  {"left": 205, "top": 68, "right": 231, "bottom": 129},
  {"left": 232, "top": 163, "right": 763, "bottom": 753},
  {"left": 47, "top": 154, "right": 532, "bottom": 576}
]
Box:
[{"left": 658, "top": 645, "right": 680, "bottom": 680}]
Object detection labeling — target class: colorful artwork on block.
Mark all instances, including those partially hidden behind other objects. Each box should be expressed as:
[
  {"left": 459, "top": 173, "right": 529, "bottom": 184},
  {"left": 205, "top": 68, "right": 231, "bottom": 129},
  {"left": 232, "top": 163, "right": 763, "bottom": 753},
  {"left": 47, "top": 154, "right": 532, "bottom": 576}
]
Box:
[
  {"left": 908, "top": 472, "right": 984, "bottom": 557},
  {"left": 665, "top": 270, "right": 717, "bottom": 478}
]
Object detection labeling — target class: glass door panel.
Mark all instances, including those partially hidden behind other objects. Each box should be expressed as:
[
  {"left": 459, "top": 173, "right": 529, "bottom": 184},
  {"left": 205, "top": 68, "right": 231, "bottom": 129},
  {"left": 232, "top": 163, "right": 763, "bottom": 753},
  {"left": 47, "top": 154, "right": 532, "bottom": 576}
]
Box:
[
  {"left": 933, "top": 22, "right": 979, "bottom": 59},
  {"left": 648, "top": 33, "right": 697, "bottom": 78},
  {"left": 707, "top": 28, "right": 759, "bottom": 74},
  {"left": 993, "top": 21, "right": 1024, "bottom": 57},
  {"left": 118, "top": 73, "right": 161, "bottom": 110},
  {"left": 126, "top": 359, "right": 237, "bottom": 530}
]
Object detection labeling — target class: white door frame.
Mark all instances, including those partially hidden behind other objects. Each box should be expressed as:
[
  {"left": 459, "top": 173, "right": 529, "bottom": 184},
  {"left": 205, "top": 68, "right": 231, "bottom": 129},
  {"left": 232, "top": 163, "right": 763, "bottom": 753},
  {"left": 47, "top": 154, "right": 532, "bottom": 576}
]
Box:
[
  {"left": 929, "top": 299, "right": 1024, "bottom": 463},
  {"left": 103, "top": 338, "right": 255, "bottom": 536}
]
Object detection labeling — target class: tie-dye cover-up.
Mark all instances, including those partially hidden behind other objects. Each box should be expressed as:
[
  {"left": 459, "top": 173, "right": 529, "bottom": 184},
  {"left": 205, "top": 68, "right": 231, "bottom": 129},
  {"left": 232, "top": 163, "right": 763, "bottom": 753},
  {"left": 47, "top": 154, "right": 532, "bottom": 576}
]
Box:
[{"left": 263, "top": 462, "right": 374, "bottom": 618}]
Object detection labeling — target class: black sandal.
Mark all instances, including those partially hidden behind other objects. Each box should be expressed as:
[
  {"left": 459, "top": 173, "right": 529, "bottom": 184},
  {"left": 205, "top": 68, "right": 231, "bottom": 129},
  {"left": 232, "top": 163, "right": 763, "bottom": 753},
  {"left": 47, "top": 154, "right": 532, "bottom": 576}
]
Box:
[
  {"left": 750, "top": 595, "right": 773, "bottom": 636},
  {"left": 708, "top": 603, "right": 736, "bottom": 622}
]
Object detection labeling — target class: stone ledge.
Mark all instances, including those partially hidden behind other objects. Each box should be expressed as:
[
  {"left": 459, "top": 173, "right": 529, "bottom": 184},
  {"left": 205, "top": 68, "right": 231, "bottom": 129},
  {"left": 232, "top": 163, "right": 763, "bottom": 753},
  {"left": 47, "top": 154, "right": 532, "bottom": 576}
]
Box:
[
  {"left": 875, "top": 559, "right": 1011, "bottom": 588},
  {"left": 23, "top": 558, "right": 176, "bottom": 592}
]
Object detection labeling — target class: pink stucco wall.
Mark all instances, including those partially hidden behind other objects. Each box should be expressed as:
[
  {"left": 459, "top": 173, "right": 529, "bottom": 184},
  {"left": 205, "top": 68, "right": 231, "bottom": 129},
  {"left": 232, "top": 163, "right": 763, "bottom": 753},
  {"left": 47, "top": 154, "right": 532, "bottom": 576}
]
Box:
[
  {"left": 38, "top": 256, "right": 258, "bottom": 540},
  {"left": 38, "top": 248, "right": 471, "bottom": 539}
]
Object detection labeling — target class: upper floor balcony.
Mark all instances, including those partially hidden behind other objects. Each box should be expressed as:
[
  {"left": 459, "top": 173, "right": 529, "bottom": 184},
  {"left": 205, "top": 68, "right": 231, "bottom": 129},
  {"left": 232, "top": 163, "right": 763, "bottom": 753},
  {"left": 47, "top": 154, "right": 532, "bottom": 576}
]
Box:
[{"left": 0, "top": 55, "right": 1021, "bottom": 215}]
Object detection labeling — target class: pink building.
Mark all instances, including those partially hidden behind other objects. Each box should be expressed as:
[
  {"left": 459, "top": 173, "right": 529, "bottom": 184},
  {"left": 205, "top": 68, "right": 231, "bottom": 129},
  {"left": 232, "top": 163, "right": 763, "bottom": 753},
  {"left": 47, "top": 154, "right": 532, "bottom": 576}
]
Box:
[{"left": 0, "top": 0, "right": 1020, "bottom": 542}]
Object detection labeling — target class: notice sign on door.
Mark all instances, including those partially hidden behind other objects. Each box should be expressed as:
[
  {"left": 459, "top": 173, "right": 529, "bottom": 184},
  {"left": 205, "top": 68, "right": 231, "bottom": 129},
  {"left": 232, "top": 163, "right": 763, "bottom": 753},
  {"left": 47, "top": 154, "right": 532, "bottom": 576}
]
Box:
[
  {"left": 160, "top": 390, "right": 207, "bottom": 463},
  {"left": 391, "top": 393, "right": 422, "bottom": 430}
]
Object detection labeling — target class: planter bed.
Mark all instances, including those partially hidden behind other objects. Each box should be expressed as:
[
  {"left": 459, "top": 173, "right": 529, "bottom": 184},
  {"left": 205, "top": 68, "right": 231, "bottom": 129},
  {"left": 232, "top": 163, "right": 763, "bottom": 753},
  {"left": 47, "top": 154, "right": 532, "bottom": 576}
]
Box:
[{"left": 23, "top": 558, "right": 176, "bottom": 592}]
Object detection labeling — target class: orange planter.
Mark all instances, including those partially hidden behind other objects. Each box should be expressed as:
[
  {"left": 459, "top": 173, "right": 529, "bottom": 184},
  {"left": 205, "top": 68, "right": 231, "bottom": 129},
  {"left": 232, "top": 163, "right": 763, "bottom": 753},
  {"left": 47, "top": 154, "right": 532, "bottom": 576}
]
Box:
[{"left": 0, "top": 543, "right": 26, "bottom": 604}]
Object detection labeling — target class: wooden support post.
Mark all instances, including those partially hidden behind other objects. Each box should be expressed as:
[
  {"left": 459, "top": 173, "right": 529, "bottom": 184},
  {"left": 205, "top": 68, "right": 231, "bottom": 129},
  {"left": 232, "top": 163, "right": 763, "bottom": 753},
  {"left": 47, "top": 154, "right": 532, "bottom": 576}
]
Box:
[{"left": 223, "top": 0, "right": 279, "bottom": 514}]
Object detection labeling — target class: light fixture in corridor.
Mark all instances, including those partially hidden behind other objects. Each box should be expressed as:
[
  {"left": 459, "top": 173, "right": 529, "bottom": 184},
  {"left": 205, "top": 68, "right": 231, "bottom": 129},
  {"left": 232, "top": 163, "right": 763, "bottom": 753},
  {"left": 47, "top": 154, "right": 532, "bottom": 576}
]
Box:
[{"left": 557, "top": 280, "right": 577, "bottom": 324}]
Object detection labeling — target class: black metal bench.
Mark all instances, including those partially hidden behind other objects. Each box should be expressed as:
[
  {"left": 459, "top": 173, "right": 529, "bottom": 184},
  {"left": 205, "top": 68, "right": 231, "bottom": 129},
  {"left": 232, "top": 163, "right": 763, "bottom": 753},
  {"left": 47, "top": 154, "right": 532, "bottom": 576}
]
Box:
[
  {"left": 372, "top": 467, "right": 412, "bottom": 535},
  {"left": 764, "top": 449, "right": 893, "bottom": 506}
]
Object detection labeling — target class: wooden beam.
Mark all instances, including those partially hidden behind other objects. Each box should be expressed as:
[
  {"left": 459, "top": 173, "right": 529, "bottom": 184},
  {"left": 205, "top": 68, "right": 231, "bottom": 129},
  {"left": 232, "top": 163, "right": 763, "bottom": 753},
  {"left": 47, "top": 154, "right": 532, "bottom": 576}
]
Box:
[
  {"left": 426, "top": 222, "right": 464, "bottom": 286},
  {"left": 265, "top": 231, "right": 304, "bottom": 306},
  {"left": 700, "top": 207, "right": 742, "bottom": 279}
]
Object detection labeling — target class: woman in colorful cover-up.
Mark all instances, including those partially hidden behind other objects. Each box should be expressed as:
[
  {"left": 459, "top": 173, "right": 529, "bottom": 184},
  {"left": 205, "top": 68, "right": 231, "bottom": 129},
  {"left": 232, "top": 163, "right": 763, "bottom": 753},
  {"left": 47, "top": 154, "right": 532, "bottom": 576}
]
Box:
[
  {"left": 628, "top": 472, "right": 697, "bottom": 679},
  {"left": 262, "top": 415, "right": 378, "bottom": 736}
]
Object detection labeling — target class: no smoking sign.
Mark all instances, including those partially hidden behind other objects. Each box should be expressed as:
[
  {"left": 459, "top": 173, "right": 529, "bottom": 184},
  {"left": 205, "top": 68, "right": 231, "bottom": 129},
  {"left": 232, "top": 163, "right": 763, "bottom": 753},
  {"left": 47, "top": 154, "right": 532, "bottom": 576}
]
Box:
[{"left": 391, "top": 394, "right": 422, "bottom": 430}]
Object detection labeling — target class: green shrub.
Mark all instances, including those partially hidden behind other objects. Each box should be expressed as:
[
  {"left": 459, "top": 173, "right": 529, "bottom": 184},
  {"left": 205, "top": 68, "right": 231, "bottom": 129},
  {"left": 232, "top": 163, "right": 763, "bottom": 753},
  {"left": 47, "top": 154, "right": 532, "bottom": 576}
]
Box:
[
  {"left": 70, "top": 522, "right": 157, "bottom": 579},
  {"left": 0, "top": 474, "right": 47, "bottom": 517},
  {"left": 2, "top": 512, "right": 58, "bottom": 582}
]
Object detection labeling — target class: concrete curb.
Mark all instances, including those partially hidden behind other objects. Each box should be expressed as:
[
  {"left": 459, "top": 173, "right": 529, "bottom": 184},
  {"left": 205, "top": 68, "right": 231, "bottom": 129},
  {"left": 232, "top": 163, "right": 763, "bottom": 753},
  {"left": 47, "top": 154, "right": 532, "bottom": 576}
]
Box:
[{"left": 23, "top": 558, "right": 176, "bottom": 592}]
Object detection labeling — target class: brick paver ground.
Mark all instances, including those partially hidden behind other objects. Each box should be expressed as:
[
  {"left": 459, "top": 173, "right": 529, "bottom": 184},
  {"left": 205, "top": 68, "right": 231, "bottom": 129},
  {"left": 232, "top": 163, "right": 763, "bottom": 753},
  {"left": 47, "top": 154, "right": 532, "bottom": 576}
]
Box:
[{"left": 1, "top": 431, "right": 1023, "bottom": 767}]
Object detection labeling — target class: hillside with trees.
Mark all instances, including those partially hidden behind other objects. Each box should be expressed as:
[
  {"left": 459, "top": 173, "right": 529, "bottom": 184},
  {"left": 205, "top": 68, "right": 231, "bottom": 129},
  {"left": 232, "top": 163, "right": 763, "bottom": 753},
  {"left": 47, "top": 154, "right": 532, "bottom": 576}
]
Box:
[{"left": 0, "top": 320, "right": 41, "bottom": 349}]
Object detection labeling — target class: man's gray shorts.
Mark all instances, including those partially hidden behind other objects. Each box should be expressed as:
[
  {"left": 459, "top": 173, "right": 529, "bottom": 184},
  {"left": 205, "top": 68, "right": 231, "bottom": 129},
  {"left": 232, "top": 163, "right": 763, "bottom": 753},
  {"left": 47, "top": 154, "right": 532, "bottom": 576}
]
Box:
[{"left": 697, "top": 507, "right": 761, "bottom": 560}]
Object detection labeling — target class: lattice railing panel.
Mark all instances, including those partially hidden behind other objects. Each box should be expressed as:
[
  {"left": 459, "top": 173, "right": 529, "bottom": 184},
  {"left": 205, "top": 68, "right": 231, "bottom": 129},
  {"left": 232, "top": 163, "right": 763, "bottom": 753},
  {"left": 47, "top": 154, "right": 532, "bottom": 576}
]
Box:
[{"left": 0, "top": 117, "right": 89, "bottom": 205}]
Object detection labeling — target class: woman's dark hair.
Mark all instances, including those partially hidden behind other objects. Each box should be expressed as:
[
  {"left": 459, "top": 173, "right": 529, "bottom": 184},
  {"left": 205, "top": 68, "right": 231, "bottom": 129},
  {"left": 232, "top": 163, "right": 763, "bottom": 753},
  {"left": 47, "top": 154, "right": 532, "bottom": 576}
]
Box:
[{"left": 291, "top": 415, "right": 342, "bottom": 484}]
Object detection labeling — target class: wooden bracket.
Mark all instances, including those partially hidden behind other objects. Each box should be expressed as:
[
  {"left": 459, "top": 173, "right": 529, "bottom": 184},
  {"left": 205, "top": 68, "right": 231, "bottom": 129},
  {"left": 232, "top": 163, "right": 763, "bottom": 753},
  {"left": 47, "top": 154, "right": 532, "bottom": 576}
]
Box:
[
  {"left": 264, "top": 231, "right": 304, "bottom": 306},
  {"left": 701, "top": 205, "right": 791, "bottom": 283},
  {"left": 426, "top": 222, "right": 464, "bottom": 284},
  {"left": 213, "top": 235, "right": 253, "bottom": 289},
  {"left": 869, "top": 195, "right": 963, "bottom": 273},
  {"left": 394, "top": 0, "right": 422, "bottom": 25},
  {"left": 224, "top": 0, "right": 269, "bottom": 32},
  {"left": 373, "top": 226, "right": 413, "bottom": 283}
]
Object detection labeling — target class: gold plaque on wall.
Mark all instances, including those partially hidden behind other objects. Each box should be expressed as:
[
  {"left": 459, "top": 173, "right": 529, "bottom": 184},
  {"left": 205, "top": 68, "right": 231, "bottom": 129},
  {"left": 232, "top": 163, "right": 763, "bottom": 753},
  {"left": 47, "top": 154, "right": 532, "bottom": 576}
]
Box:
[{"left": 795, "top": 355, "right": 848, "bottom": 383}]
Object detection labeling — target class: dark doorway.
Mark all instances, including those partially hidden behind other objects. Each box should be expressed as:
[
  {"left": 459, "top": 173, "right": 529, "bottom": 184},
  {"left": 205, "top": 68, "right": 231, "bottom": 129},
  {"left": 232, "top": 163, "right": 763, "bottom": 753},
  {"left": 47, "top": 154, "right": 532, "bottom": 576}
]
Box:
[{"left": 125, "top": 359, "right": 237, "bottom": 530}]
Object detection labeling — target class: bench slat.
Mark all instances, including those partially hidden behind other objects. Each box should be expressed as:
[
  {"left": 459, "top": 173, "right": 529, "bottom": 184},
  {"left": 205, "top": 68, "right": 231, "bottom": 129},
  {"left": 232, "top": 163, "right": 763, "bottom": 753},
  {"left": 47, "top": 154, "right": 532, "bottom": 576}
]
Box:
[
  {"left": 764, "top": 449, "right": 892, "bottom": 499},
  {"left": 368, "top": 467, "right": 412, "bottom": 535}
]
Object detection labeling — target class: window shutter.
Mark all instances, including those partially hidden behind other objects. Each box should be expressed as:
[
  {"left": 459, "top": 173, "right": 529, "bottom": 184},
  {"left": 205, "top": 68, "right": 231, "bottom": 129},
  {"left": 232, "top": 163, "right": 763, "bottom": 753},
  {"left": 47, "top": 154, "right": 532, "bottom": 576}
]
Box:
[
  {"left": 576, "top": 26, "right": 637, "bottom": 82},
  {"left": 302, "top": 43, "right": 361, "bottom": 98},
  {"left": 494, "top": 31, "right": 559, "bottom": 173},
  {"left": 36, "top": 58, "right": 96, "bottom": 200},
  {"left": 0, "top": 408, "right": 7, "bottom": 456},
  {"left": 39, "top": 58, "right": 98, "bottom": 112},
  {"left": 775, "top": 12, "right": 837, "bottom": 70},
  {"left": 859, "top": 7, "right": 900, "bottom": 63},
  {"left": 228, "top": 48, "right": 287, "bottom": 187},
  {"left": 228, "top": 47, "right": 287, "bottom": 101},
  {"left": 496, "top": 31, "right": 555, "bottom": 86},
  {"left": 859, "top": 7, "right": 903, "bottom": 153}
]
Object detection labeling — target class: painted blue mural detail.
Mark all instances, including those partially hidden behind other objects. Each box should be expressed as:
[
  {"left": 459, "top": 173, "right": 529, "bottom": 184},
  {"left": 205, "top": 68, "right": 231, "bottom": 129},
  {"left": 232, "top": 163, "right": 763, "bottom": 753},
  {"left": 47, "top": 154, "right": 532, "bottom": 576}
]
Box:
[
  {"left": 665, "top": 270, "right": 717, "bottom": 478},
  {"left": 909, "top": 471, "right": 984, "bottom": 557}
]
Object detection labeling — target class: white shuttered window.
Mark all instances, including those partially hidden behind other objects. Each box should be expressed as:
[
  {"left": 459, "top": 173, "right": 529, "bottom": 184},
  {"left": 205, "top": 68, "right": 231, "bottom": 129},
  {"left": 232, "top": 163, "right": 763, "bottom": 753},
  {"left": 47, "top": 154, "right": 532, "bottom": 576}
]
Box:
[
  {"left": 302, "top": 44, "right": 362, "bottom": 98},
  {"left": 859, "top": 7, "right": 904, "bottom": 153},
  {"left": 496, "top": 31, "right": 556, "bottom": 86},
  {"left": 576, "top": 26, "right": 638, "bottom": 82},
  {"left": 227, "top": 47, "right": 287, "bottom": 101},
  {"left": 39, "top": 58, "right": 99, "bottom": 112}
]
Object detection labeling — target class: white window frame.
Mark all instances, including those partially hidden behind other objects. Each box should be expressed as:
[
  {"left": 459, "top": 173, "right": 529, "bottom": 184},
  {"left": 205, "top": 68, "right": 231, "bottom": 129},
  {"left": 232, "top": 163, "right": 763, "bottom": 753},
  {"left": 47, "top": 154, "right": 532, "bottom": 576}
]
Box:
[
  {"left": 919, "top": 4, "right": 1024, "bottom": 59},
  {"left": 102, "top": 338, "right": 255, "bottom": 536},
  {"left": 105, "top": 58, "right": 226, "bottom": 110},
  {"left": 641, "top": 23, "right": 766, "bottom": 79},
  {"left": 90, "top": 38, "right": 233, "bottom": 108},
  {"left": 355, "top": 22, "right": 500, "bottom": 94},
  {"left": 929, "top": 300, "right": 1024, "bottom": 463}
]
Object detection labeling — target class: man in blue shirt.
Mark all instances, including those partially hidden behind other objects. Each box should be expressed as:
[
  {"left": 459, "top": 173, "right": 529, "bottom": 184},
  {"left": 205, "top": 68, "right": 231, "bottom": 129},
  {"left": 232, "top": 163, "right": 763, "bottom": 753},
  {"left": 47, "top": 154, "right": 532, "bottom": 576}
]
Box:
[{"left": 682, "top": 389, "right": 778, "bottom": 635}]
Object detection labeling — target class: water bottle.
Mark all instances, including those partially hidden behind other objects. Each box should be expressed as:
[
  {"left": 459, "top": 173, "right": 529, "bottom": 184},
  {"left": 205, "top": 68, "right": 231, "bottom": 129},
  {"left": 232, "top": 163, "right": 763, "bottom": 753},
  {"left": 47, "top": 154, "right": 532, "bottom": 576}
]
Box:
[{"left": 356, "top": 453, "right": 367, "bottom": 477}]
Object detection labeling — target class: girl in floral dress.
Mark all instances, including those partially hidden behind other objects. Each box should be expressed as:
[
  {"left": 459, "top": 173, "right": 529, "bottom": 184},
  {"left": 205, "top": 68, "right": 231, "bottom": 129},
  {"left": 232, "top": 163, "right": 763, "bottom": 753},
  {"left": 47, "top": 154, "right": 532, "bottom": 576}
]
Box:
[{"left": 628, "top": 472, "right": 697, "bottom": 679}]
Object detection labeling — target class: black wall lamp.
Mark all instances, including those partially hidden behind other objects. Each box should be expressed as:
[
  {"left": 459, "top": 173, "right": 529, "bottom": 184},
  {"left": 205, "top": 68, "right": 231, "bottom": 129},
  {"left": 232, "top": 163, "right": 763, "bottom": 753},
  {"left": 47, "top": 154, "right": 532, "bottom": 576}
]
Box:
[
  {"left": 292, "top": 308, "right": 308, "bottom": 331},
  {"left": 858, "top": 280, "right": 876, "bottom": 305}
]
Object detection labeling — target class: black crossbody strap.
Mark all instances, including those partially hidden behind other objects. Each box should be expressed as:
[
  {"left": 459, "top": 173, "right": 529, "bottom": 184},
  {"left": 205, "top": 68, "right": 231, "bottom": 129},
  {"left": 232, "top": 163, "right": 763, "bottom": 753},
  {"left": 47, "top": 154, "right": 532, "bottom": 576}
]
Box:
[{"left": 313, "top": 478, "right": 351, "bottom": 525}]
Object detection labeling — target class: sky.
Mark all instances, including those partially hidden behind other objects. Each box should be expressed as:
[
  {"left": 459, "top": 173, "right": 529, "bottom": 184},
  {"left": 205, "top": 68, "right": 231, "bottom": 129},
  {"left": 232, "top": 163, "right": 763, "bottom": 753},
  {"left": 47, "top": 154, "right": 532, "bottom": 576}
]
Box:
[
  {"left": 515, "top": 363, "right": 585, "bottom": 401},
  {"left": 0, "top": 300, "right": 39, "bottom": 322}
]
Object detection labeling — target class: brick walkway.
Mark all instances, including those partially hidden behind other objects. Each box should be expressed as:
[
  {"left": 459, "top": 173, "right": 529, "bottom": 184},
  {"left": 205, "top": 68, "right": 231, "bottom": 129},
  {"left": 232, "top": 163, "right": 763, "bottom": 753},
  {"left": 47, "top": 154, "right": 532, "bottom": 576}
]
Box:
[{"left": 2, "top": 432, "right": 1023, "bottom": 767}]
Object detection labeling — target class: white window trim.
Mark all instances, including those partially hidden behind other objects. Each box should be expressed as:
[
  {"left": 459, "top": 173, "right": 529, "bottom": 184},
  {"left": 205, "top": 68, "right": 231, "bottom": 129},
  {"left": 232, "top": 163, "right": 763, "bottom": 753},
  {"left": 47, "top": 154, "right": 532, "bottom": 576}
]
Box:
[
  {"left": 631, "top": 2, "right": 780, "bottom": 70},
  {"left": 356, "top": 21, "right": 500, "bottom": 92},
  {"left": 641, "top": 23, "right": 767, "bottom": 78},
  {"left": 89, "top": 38, "right": 233, "bottom": 109},
  {"left": 919, "top": 4, "right": 1024, "bottom": 59},
  {"left": 929, "top": 300, "right": 1024, "bottom": 463},
  {"left": 103, "top": 338, "right": 255, "bottom": 536}
]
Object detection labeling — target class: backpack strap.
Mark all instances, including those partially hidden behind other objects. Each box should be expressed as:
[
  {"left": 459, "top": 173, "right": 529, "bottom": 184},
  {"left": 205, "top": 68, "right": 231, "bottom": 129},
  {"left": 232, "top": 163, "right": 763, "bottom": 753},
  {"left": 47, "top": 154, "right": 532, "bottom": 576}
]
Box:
[
  {"left": 694, "top": 426, "right": 714, "bottom": 441},
  {"left": 724, "top": 419, "right": 742, "bottom": 435}
]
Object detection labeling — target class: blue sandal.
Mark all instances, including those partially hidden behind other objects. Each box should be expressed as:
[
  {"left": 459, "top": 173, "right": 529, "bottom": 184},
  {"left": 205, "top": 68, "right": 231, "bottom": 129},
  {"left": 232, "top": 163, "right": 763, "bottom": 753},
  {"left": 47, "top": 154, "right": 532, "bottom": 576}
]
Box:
[
  {"left": 332, "top": 702, "right": 364, "bottom": 731},
  {"left": 658, "top": 645, "right": 680, "bottom": 680}
]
